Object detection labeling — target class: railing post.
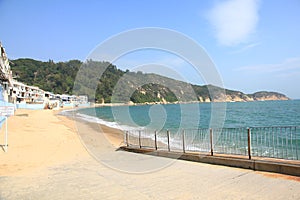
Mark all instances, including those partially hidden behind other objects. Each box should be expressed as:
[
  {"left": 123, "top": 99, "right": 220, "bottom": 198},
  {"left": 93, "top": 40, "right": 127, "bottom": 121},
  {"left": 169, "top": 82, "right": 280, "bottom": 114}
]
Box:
[
  {"left": 126, "top": 131, "right": 129, "bottom": 147},
  {"left": 139, "top": 130, "right": 141, "bottom": 149},
  {"left": 248, "top": 128, "right": 251, "bottom": 160},
  {"left": 167, "top": 130, "right": 170, "bottom": 151},
  {"left": 296, "top": 127, "right": 299, "bottom": 160},
  {"left": 182, "top": 130, "right": 186, "bottom": 153},
  {"left": 210, "top": 128, "right": 213, "bottom": 156},
  {"left": 154, "top": 130, "right": 158, "bottom": 150}
]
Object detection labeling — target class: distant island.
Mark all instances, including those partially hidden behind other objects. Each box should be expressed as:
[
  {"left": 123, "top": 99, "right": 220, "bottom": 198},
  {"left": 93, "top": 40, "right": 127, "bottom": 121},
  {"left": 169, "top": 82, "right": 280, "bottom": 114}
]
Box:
[{"left": 10, "top": 58, "right": 289, "bottom": 104}]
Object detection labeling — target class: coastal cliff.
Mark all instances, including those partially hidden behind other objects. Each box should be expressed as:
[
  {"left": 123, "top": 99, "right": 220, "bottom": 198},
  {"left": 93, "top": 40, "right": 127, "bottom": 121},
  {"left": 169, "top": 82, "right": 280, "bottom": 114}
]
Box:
[
  {"left": 198, "top": 88, "right": 290, "bottom": 103},
  {"left": 201, "top": 92, "right": 290, "bottom": 102},
  {"left": 132, "top": 84, "right": 289, "bottom": 103},
  {"left": 250, "top": 91, "right": 289, "bottom": 101}
]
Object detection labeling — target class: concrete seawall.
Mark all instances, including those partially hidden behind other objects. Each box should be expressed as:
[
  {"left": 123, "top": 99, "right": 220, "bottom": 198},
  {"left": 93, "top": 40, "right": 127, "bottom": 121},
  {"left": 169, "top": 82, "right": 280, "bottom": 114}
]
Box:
[{"left": 120, "top": 146, "right": 300, "bottom": 177}]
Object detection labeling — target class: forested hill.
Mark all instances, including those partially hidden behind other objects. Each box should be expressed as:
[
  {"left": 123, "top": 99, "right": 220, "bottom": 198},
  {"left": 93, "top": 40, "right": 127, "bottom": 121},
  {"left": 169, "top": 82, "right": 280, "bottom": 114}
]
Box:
[
  {"left": 10, "top": 58, "right": 289, "bottom": 103},
  {"left": 11, "top": 59, "right": 81, "bottom": 94}
]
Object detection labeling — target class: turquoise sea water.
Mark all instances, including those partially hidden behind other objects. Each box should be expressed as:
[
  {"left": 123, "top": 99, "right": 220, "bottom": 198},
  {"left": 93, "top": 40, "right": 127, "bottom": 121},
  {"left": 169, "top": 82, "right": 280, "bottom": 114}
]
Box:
[{"left": 77, "top": 100, "right": 300, "bottom": 130}]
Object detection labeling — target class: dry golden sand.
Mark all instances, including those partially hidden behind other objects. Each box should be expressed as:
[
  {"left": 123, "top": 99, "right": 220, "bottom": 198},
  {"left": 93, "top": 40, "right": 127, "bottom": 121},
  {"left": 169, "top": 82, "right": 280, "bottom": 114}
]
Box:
[
  {"left": 0, "top": 109, "right": 84, "bottom": 176},
  {"left": 0, "top": 109, "right": 123, "bottom": 176}
]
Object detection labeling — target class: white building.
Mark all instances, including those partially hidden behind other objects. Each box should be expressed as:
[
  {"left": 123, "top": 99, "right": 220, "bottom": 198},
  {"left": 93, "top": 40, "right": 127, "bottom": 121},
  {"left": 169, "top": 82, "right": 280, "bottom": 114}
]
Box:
[
  {"left": 11, "top": 80, "right": 45, "bottom": 103},
  {"left": 0, "top": 42, "right": 13, "bottom": 102}
]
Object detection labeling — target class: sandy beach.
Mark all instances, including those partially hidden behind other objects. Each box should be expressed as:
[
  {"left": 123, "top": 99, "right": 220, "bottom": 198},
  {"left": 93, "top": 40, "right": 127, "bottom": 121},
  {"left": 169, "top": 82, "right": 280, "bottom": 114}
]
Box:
[
  {"left": 0, "top": 108, "right": 124, "bottom": 176},
  {"left": 0, "top": 109, "right": 300, "bottom": 199},
  {"left": 0, "top": 109, "right": 86, "bottom": 176}
]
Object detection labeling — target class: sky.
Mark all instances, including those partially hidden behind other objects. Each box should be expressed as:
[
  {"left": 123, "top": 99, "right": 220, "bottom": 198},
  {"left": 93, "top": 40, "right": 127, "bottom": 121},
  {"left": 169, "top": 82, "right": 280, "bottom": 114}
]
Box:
[{"left": 0, "top": 0, "right": 300, "bottom": 99}]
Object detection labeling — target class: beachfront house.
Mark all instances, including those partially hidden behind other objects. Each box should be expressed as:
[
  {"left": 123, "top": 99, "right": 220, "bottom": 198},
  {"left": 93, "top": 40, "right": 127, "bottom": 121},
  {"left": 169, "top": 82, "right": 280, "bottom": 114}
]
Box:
[{"left": 11, "top": 80, "right": 44, "bottom": 104}]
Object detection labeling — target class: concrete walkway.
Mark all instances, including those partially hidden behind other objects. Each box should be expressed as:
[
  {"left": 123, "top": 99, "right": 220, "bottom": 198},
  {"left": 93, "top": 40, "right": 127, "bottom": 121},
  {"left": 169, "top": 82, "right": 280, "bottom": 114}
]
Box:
[{"left": 1, "top": 151, "right": 300, "bottom": 200}]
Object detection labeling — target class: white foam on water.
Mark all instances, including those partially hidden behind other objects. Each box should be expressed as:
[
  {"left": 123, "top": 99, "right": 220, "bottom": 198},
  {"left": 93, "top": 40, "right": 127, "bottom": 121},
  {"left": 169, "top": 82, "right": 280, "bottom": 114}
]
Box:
[
  {"left": 59, "top": 109, "right": 77, "bottom": 116},
  {"left": 75, "top": 113, "right": 141, "bottom": 131}
]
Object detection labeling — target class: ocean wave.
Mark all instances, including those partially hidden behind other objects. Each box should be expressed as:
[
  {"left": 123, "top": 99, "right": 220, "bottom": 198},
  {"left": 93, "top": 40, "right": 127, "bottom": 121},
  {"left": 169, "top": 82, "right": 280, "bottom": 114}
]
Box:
[
  {"left": 75, "top": 113, "right": 141, "bottom": 131},
  {"left": 59, "top": 109, "right": 77, "bottom": 116}
]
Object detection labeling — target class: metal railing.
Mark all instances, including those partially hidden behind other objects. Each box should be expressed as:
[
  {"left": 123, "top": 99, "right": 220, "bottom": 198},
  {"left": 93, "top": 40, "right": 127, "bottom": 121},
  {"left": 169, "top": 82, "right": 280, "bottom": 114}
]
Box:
[{"left": 124, "top": 126, "right": 300, "bottom": 160}]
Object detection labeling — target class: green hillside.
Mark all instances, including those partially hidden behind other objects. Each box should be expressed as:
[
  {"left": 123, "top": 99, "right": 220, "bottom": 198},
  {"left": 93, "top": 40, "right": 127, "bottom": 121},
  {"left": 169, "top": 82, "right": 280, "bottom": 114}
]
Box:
[{"left": 10, "top": 58, "right": 289, "bottom": 103}]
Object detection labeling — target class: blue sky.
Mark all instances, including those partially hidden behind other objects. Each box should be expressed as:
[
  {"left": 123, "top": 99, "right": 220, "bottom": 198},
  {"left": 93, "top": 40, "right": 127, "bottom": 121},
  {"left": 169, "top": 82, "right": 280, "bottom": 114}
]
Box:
[{"left": 0, "top": 0, "right": 300, "bottom": 99}]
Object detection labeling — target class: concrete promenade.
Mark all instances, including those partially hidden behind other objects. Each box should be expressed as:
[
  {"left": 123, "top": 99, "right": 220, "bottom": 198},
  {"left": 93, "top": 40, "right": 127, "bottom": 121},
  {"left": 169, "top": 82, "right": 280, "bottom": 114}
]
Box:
[
  {"left": 0, "top": 110, "right": 300, "bottom": 199},
  {"left": 1, "top": 150, "right": 300, "bottom": 199}
]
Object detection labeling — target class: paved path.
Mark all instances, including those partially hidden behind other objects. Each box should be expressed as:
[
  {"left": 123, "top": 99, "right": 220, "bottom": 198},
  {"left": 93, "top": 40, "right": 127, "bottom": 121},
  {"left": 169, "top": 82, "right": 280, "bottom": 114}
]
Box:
[
  {"left": 1, "top": 148, "right": 300, "bottom": 199},
  {"left": 1, "top": 117, "right": 300, "bottom": 199}
]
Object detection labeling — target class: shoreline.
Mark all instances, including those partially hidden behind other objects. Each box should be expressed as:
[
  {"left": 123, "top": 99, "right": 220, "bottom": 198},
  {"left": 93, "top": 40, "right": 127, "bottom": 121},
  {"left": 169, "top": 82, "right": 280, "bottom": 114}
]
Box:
[
  {"left": 0, "top": 108, "right": 124, "bottom": 176},
  {"left": 58, "top": 107, "right": 126, "bottom": 144},
  {"left": 92, "top": 99, "right": 294, "bottom": 108},
  {"left": 57, "top": 110, "right": 124, "bottom": 148}
]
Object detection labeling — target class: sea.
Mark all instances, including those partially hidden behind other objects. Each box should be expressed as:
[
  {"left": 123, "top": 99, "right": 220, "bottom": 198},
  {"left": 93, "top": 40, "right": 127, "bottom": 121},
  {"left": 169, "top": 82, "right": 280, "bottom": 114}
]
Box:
[
  {"left": 75, "top": 100, "right": 300, "bottom": 131},
  {"left": 70, "top": 100, "right": 300, "bottom": 160}
]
